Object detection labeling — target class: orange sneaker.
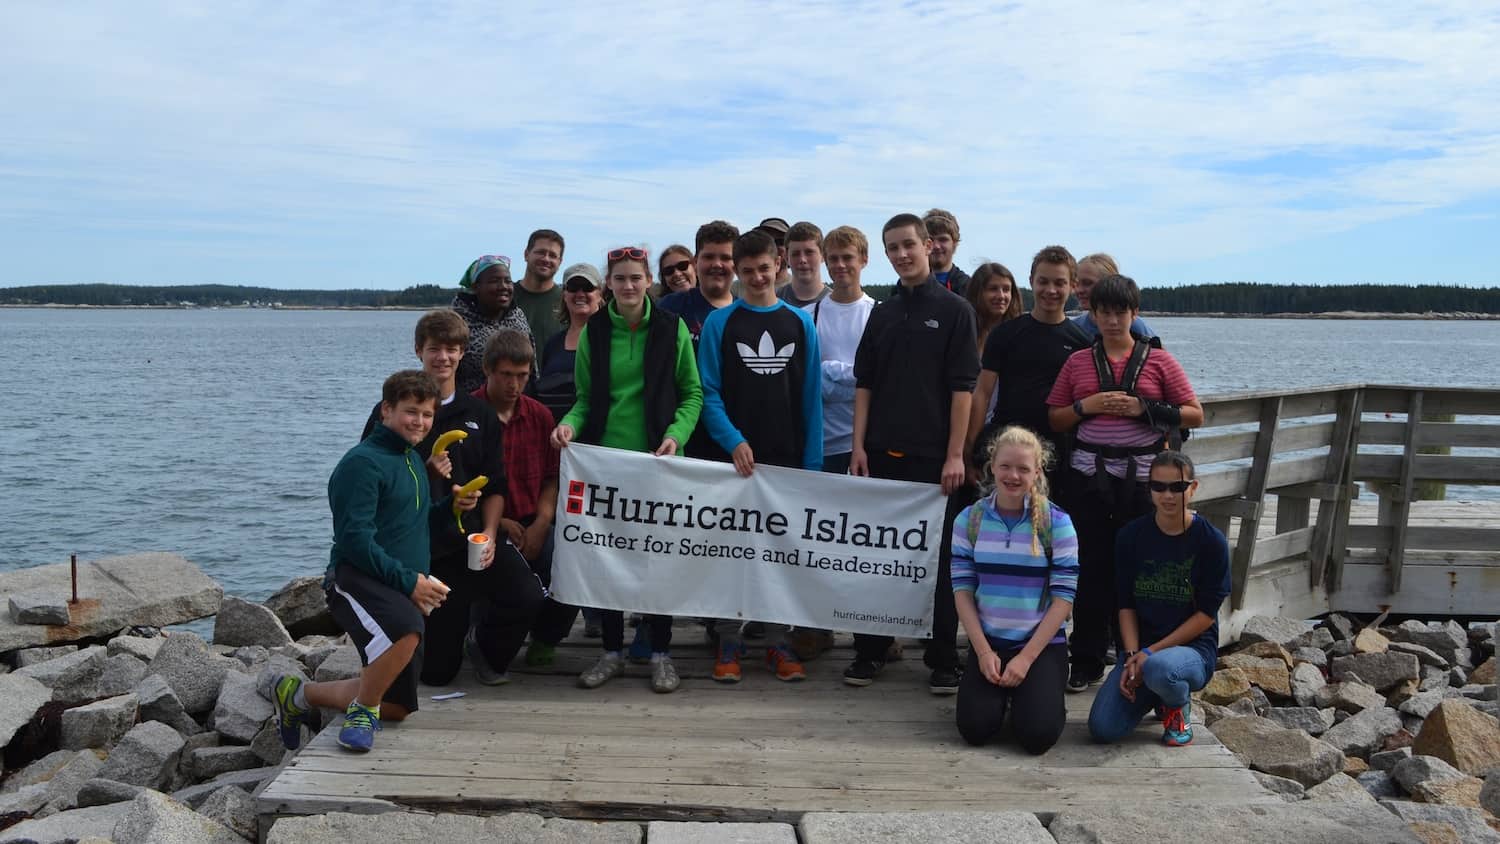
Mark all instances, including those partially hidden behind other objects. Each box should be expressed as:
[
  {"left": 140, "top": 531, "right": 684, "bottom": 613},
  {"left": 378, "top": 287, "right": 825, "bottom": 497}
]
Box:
[
  {"left": 712, "top": 639, "right": 742, "bottom": 683},
  {"left": 767, "top": 645, "right": 807, "bottom": 682}
]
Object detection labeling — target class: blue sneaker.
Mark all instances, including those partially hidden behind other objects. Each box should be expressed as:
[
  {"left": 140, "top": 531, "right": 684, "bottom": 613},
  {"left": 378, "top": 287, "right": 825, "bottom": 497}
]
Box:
[
  {"left": 627, "top": 621, "right": 653, "bottom": 665},
  {"left": 1162, "top": 701, "right": 1193, "bottom": 746},
  {"left": 270, "top": 674, "right": 307, "bottom": 750},
  {"left": 336, "top": 702, "right": 382, "bottom": 753}
]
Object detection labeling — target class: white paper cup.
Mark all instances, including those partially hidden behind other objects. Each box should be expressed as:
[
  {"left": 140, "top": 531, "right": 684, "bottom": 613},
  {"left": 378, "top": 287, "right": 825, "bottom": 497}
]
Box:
[
  {"left": 421, "top": 575, "right": 449, "bottom": 616},
  {"left": 466, "top": 533, "right": 492, "bottom": 570}
]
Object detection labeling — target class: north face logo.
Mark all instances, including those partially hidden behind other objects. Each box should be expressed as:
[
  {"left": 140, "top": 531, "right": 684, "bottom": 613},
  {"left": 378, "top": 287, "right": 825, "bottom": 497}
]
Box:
[
  {"left": 465, "top": 421, "right": 479, "bottom": 430},
  {"left": 736, "top": 331, "right": 796, "bottom": 375}
]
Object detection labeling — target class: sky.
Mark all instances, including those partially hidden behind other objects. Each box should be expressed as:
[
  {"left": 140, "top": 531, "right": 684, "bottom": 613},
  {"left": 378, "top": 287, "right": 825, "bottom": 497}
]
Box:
[{"left": 2, "top": 2, "right": 1498, "bottom": 290}]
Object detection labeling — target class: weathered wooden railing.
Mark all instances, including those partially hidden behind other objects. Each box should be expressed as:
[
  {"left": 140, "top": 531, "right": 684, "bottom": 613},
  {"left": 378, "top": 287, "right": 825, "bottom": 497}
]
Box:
[{"left": 1183, "top": 384, "right": 1500, "bottom": 629}]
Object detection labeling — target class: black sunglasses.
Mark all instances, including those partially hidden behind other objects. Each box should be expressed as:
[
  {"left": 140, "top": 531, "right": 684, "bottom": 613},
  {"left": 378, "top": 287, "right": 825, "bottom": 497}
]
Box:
[
  {"left": 662, "top": 260, "right": 691, "bottom": 275},
  {"left": 1147, "top": 480, "right": 1193, "bottom": 493},
  {"left": 564, "top": 278, "right": 597, "bottom": 292}
]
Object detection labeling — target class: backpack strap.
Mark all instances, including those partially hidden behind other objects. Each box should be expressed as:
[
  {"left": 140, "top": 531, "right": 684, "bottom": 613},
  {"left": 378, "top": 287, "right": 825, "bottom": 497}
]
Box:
[{"left": 966, "top": 501, "right": 984, "bottom": 549}]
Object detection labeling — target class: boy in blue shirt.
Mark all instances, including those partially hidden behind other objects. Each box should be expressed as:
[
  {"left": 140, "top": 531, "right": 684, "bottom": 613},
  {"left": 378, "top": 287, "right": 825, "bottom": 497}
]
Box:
[{"left": 699, "top": 229, "right": 822, "bottom": 683}]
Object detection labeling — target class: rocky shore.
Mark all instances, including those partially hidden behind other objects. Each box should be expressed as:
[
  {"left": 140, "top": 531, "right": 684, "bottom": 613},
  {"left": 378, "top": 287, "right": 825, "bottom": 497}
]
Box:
[
  {"left": 1195, "top": 613, "right": 1500, "bottom": 841},
  {"left": 3, "top": 554, "right": 1497, "bottom": 843}
]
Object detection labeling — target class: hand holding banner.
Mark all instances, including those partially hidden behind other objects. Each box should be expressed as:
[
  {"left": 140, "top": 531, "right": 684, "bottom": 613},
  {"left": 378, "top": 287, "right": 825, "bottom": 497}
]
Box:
[{"left": 552, "top": 444, "right": 946, "bottom": 638}]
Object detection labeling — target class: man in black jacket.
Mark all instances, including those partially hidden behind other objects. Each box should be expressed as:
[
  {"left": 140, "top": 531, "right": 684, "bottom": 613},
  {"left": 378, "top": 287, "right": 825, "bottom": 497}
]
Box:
[{"left": 845, "top": 213, "right": 980, "bottom": 694}]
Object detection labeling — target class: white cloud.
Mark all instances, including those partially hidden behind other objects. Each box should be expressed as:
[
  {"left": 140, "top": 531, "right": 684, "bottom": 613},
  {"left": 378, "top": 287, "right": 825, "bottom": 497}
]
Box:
[{"left": 2, "top": 0, "right": 1498, "bottom": 286}]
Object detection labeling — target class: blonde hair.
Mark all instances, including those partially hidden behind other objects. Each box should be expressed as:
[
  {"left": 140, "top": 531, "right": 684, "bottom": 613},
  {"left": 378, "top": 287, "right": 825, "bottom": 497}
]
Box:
[
  {"left": 985, "top": 425, "right": 1055, "bottom": 556},
  {"left": 823, "top": 225, "right": 869, "bottom": 260},
  {"left": 1079, "top": 253, "right": 1119, "bottom": 276}
]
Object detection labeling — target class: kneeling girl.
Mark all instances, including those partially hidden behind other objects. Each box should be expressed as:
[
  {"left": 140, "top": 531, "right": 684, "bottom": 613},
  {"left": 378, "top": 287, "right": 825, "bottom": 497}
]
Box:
[
  {"left": 952, "top": 425, "right": 1079, "bottom": 754},
  {"left": 1087, "top": 451, "right": 1231, "bottom": 746}
]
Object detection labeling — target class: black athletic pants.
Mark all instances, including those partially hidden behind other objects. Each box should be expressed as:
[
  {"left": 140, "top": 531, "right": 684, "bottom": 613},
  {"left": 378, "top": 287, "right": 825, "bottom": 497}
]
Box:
[
  {"left": 1060, "top": 467, "right": 1151, "bottom": 677},
  {"left": 955, "top": 642, "right": 1069, "bottom": 754},
  {"left": 851, "top": 452, "right": 967, "bottom": 672},
  {"left": 520, "top": 520, "right": 581, "bottom": 646},
  {"left": 420, "top": 544, "right": 546, "bottom": 686}
]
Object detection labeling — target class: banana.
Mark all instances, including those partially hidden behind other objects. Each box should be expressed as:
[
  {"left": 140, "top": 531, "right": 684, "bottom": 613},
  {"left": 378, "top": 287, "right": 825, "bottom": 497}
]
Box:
[
  {"left": 432, "top": 429, "right": 468, "bottom": 455},
  {"left": 452, "top": 475, "right": 490, "bottom": 532},
  {"left": 454, "top": 475, "right": 489, "bottom": 497}
]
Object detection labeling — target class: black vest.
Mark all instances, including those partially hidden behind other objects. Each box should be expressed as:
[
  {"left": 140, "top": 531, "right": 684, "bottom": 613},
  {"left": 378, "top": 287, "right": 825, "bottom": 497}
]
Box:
[{"left": 578, "top": 304, "right": 682, "bottom": 448}]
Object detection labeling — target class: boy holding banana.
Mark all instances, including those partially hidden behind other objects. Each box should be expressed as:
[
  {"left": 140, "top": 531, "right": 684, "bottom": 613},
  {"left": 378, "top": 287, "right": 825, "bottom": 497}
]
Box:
[
  {"left": 359, "top": 308, "right": 545, "bottom": 688},
  {"left": 268, "top": 369, "right": 484, "bottom": 753}
]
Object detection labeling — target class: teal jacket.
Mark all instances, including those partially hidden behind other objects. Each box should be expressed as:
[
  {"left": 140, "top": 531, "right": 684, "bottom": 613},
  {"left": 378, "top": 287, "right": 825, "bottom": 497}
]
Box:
[{"left": 326, "top": 423, "right": 450, "bottom": 596}]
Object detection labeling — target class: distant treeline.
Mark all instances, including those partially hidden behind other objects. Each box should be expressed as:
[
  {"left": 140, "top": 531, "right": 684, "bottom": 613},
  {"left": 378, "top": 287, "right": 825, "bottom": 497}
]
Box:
[
  {"left": 0, "top": 283, "right": 453, "bottom": 308},
  {"left": 865, "top": 282, "right": 1500, "bottom": 314},
  {"left": 3, "top": 281, "right": 1499, "bottom": 314}
]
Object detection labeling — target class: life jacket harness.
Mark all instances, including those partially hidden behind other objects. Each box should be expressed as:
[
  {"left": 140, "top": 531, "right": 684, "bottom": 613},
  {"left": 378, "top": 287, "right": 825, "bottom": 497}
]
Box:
[{"left": 1074, "top": 334, "right": 1175, "bottom": 490}]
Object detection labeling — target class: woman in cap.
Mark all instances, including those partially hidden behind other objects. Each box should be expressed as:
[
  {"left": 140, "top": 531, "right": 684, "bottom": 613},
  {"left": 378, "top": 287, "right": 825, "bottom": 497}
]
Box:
[{"left": 535, "top": 263, "right": 605, "bottom": 424}]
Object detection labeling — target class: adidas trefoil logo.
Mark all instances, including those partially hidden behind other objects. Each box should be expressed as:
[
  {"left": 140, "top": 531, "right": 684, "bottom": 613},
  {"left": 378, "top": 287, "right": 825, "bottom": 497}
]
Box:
[{"left": 736, "top": 331, "right": 796, "bottom": 375}]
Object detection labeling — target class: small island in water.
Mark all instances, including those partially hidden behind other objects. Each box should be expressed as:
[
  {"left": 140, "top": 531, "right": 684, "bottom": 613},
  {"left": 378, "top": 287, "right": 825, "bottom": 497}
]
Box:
[{"left": 2, "top": 281, "right": 1500, "bottom": 318}]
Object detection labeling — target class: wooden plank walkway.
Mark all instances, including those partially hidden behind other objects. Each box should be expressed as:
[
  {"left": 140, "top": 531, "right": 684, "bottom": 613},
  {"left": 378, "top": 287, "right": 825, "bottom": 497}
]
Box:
[{"left": 258, "top": 627, "right": 1273, "bottom": 827}]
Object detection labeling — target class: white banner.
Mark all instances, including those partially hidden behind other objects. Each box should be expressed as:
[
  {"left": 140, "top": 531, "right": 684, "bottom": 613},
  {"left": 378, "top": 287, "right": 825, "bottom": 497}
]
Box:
[{"left": 551, "top": 444, "right": 946, "bottom": 638}]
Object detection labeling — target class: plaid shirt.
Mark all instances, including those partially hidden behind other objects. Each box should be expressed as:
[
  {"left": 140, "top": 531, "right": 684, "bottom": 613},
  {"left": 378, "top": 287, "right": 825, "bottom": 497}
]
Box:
[{"left": 471, "top": 387, "right": 560, "bottom": 522}]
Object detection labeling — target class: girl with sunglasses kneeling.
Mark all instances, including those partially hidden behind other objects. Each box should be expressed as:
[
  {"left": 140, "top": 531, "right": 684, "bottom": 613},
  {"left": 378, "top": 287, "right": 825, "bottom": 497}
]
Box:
[
  {"left": 1087, "top": 452, "right": 1231, "bottom": 746},
  {"left": 551, "top": 246, "right": 703, "bottom": 693}
]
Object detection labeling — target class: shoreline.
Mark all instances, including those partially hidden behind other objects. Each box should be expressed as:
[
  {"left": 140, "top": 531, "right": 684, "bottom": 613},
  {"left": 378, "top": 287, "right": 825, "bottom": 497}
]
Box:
[{"left": 5, "top": 303, "right": 1500, "bottom": 320}]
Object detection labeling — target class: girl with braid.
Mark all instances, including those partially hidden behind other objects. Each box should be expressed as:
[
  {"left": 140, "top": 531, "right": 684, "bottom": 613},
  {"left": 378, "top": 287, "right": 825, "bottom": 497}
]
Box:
[{"left": 951, "top": 425, "right": 1080, "bottom": 754}]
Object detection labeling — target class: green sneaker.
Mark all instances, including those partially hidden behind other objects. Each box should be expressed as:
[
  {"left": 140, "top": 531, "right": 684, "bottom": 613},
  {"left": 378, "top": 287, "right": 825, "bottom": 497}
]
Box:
[
  {"left": 271, "top": 674, "right": 307, "bottom": 750},
  {"left": 524, "top": 640, "right": 556, "bottom": 668}
]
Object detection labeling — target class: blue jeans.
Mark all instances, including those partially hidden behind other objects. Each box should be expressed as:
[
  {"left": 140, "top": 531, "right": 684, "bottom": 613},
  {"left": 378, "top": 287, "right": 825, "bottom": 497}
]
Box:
[{"left": 1087, "top": 646, "right": 1209, "bottom": 743}]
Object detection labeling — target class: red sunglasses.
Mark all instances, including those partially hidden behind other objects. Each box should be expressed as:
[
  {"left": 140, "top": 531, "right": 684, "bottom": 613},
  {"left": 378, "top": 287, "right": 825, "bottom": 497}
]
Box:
[{"left": 607, "top": 247, "right": 648, "bottom": 262}]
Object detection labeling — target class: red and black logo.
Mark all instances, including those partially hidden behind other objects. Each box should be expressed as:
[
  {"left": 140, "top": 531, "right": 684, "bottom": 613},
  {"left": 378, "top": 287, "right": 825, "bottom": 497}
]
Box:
[{"left": 566, "top": 480, "right": 585, "bottom": 514}]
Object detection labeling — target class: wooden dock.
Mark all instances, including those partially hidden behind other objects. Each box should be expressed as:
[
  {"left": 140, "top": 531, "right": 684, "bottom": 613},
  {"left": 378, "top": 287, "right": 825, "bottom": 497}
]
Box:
[
  {"left": 257, "top": 628, "right": 1272, "bottom": 827},
  {"left": 258, "top": 383, "right": 1500, "bottom": 830}
]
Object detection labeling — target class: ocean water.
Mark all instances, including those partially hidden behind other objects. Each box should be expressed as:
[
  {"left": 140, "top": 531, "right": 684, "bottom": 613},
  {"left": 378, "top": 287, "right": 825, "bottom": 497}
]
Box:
[{"left": 2, "top": 308, "right": 1498, "bottom": 604}]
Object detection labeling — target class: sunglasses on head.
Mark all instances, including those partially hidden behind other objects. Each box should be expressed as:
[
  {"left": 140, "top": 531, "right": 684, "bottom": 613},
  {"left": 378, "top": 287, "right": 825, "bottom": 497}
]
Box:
[
  {"left": 1147, "top": 480, "right": 1193, "bottom": 494},
  {"left": 607, "top": 247, "right": 648, "bottom": 262},
  {"left": 662, "top": 260, "right": 691, "bottom": 275},
  {"left": 564, "top": 278, "right": 596, "bottom": 292}
]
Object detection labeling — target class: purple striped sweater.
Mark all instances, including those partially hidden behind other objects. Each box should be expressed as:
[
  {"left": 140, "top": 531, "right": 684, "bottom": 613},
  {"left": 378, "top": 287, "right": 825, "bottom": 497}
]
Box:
[{"left": 950, "top": 496, "right": 1080, "bottom": 649}]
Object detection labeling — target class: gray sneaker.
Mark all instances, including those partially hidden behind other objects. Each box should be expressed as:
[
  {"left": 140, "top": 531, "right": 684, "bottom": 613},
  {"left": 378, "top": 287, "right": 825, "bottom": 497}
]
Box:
[
  {"left": 651, "top": 655, "right": 680, "bottom": 693},
  {"left": 578, "top": 651, "right": 625, "bottom": 689},
  {"left": 465, "top": 632, "right": 510, "bottom": 686}
]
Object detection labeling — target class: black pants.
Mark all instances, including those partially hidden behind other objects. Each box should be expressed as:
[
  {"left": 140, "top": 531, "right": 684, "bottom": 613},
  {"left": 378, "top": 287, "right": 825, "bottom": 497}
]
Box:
[
  {"left": 520, "top": 522, "right": 581, "bottom": 645},
  {"left": 420, "top": 544, "right": 546, "bottom": 686},
  {"left": 851, "top": 452, "right": 967, "bottom": 671},
  {"left": 956, "top": 642, "right": 1069, "bottom": 754},
  {"left": 1060, "top": 467, "right": 1151, "bottom": 676},
  {"left": 602, "top": 612, "right": 673, "bottom": 653}
]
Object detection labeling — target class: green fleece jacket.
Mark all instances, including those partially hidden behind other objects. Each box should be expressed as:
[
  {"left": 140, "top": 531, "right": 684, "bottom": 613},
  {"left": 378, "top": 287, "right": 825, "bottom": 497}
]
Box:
[
  {"left": 561, "top": 298, "right": 703, "bottom": 452},
  {"left": 326, "top": 423, "right": 451, "bottom": 596}
]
